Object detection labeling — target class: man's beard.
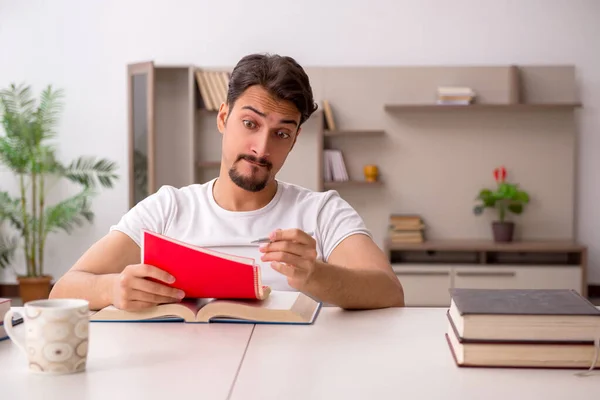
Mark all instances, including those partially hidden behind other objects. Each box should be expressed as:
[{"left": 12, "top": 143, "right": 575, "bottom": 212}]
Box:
[{"left": 229, "top": 154, "right": 273, "bottom": 192}]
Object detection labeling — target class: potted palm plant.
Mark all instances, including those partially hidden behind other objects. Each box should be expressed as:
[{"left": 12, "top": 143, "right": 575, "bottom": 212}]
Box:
[
  {"left": 473, "top": 166, "right": 530, "bottom": 242},
  {"left": 0, "top": 83, "right": 119, "bottom": 302}
]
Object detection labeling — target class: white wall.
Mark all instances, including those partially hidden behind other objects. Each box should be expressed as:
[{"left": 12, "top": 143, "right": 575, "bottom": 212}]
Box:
[{"left": 1, "top": 0, "right": 599, "bottom": 283}]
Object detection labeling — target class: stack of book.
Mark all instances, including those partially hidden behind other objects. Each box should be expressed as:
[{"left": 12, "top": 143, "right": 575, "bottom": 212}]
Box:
[
  {"left": 195, "top": 69, "right": 230, "bottom": 111},
  {"left": 446, "top": 288, "right": 600, "bottom": 370},
  {"left": 323, "top": 149, "right": 349, "bottom": 183},
  {"left": 436, "top": 86, "right": 475, "bottom": 105},
  {"left": 388, "top": 214, "right": 425, "bottom": 243}
]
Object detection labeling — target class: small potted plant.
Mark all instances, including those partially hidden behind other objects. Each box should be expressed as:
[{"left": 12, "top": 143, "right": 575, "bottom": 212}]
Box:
[
  {"left": 473, "top": 166, "right": 530, "bottom": 242},
  {"left": 0, "top": 83, "right": 119, "bottom": 302}
]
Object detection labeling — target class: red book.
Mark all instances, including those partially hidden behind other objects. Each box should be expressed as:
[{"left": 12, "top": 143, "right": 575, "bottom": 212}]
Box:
[{"left": 141, "top": 230, "right": 270, "bottom": 300}]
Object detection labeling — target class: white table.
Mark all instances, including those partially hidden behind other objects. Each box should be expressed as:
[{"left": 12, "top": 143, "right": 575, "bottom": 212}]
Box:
[
  {"left": 0, "top": 322, "right": 253, "bottom": 400},
  {"left": 230, "top": 308, "right": 600, "bottom": 400},
  {"left": 2, "top": 308, "right": 599, "bottom": 400}
]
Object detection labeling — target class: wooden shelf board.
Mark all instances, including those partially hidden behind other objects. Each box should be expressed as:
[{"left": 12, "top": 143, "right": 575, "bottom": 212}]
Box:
[
  {"left": 323, "top": 180, "right": 383, "bottom": 189},
  {"left": 197, "top": 161, "right": 220, "bottom": 168},
  {"left": 383, "top": 103, "right": 582, "bottom": 112},
  {"left": 324, "top": 129, "right": 385, "bottom": 137},
  {"left": 386, "top": 239, "right": 585, "bottom": 253}
]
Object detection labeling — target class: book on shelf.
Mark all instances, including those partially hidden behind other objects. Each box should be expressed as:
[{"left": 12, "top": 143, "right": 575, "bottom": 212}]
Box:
[
  {"left": 141, "top": 229, "right": 270, "bottom": 300},
  {"left": 445, "top": 288, "right": 600, "bottom": 369},
  {"left": 322, "top": 100, "right": 336, "bottom": 130},
  {"left": 91, "top": 290, "right": 321, "bottom": 325},
  {"left": 195, "top": 69, "right": 230, "bottom": 111},
  {"left": 323, "top": 149, "right": 349, "bottom": 183},
  {"left": 388, "top": 214, "right": 425, "bottom": 243},
  {"left": 436, "top": 86, "right": 475, "bottom": 105}
]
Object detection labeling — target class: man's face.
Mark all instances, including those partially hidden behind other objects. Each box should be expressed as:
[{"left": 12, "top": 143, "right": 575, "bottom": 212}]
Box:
[{"left": 217, "top": 85, "right": 301, "bottom": 192}]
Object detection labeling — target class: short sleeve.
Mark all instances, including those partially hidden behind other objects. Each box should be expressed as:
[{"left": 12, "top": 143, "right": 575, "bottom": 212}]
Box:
[
  {"left": 109, "top": 185, "right": 178, "bottom": 247},
  {"left": 316, "top": 191, "right": 372, "bottom": 262}
]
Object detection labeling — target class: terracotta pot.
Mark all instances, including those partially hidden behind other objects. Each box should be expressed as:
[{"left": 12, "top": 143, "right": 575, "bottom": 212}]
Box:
[
  {"left": 492, "top": 221, "right": 514, "bottom": 243},
  {"left": 17, "top": 275, "right": 53, "bottom": 304}
]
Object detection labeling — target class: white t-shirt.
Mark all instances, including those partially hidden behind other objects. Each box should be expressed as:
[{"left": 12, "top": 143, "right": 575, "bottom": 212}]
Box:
[{"left": 110, "top": 178, "right": 371, "bottom": 291}]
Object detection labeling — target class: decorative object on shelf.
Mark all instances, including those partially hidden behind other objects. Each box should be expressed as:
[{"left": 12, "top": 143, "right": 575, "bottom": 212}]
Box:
[
  {"left": 473, "top": 166, "right": 530, "bottom": 243},
  {"left": 0, "top": 83, "right": 119, "bottom": 302},
  {"left": 363, "top": 164, "right": 379, "bottom": 182}
]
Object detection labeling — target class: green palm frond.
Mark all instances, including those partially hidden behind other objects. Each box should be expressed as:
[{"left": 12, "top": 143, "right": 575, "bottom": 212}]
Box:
[
  {"left": 0, "top": 83, "right": 36, "bottom": 123},
  {"left": 43, "top": 189, "right": 95, "bottom": 236},
  {"left": 62, "top": 156, "right": 119, "bottom": 189},
  {"left": 0, "top": 233, "right": 17, "bottom": 269},
  {"left": 35, "top": 85, "right": 64, "bottom": 138},
  {"left": 0, "top": 135, "right": 30, "bottom": 173},
  {"left": 0, "top": 191, "right": 24, "bottom": 230}
]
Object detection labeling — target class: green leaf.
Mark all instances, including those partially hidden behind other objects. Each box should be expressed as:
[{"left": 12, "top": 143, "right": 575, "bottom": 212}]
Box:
[
  {"left": 42, "top": 189, "right": 95, "bottom": 236},
  {"left": 34, "top": 85, "right": 64, "bottom": 139},
  {"left": 0, "top": 233, "right": 17, "bottom": 269},
  {"left": 0, "top": 191, "right": 24, "bottom": 230},
  {"left": 508, "top": 203, "right": 523, "bottom": 214},
  {"left": 514, "top": 190, "right": 530, "bottom": 203},
  {"left": 62, "top": 156, "right": 119, "bottom": 189}
]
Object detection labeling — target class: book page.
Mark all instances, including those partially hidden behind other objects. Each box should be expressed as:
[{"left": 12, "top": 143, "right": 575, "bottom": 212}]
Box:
[{"left": 214, "top": 291, "right": 300, "bottom": 310}]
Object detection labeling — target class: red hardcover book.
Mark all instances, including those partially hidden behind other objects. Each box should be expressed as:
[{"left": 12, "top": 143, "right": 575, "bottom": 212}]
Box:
[{"left": 141, "top": 230, "right": 270, "bottom": 300}]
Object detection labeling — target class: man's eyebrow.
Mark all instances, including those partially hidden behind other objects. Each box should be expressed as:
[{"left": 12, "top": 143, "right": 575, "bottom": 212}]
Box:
[{"left": 241, "top": 105, "right": 298, "bottom": 127}]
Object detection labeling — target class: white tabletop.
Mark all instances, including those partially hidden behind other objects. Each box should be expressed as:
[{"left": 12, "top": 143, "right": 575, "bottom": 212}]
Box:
[
  {"left": 0, "top": 321, "right": 253, "bottom": 400},
  {"left": 230, "top": 307, "right": 600, "bottom": 400},
  {"left": 2, "top": 307, "right": 600, "bottom": 400}
]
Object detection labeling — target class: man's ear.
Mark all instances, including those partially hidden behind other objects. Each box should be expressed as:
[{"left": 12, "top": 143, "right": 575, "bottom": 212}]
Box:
[{"left": 217, "top": 103, "right": 229, "bottom": 134}]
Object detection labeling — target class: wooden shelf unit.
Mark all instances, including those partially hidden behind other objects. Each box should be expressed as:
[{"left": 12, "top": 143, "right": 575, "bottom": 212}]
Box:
[
  {"left": 386, "top": 239, "right": 587, "bottom": 307},
  {"left": 324, "top": 129, "right": 385, "bottom": 137},
  {"left": 323, "top": 180, "right": 383, "bottom": 189},
  {"left": 383, "top": 103, "right": 582, "bottom": 112}
]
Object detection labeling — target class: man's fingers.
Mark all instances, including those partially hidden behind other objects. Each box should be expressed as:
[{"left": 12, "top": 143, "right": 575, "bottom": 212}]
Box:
[
  {"left": 259, "top": 241, "right": 310, "bottom": 259},
  {"left": 262, "top": 251, "right": 306, "bottom": 268},
  {"left": 270, "top": 261, "right": 296, "bottom": 278},
  {"left": 121, "top": 300, "right": 156, "bottom": 311},
  {"left": 129, "top": 264, "right": 175, "bottom": 284},
  {"left": 130, "top": 277, "right": 185, "bottom": 300},
  {"left": 269, "top": 228, "right": 314, "bottom": 245},
  {"left": 129, "top": 290, "right": 181, "bottom": 305}
]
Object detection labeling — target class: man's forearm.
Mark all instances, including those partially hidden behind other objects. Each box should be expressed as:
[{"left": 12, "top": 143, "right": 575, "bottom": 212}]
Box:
[
  {"left": 302, "top": 261, "right": 405, "bottom": 309},
  {"left": 50, "top": 271, "right": 116, "bottom": 311}
]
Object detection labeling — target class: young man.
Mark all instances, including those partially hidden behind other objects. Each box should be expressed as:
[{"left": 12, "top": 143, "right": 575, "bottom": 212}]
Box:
[{"left": 50, "top": 53, "right": 405, "bottom": 311}]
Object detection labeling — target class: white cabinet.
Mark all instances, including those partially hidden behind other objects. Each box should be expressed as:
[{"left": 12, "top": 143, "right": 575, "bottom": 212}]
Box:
[
  {"left": 392, "top": 265, "right": 452, "bottom": 307},
  {"left": 394, "top": 264, "right": 583, "bottom": 307},
  {"left": 453, "top": 265, "right": 582, "bottom": 292}
]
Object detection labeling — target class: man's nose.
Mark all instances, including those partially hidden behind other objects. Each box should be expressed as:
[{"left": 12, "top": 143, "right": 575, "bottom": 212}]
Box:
[{"left": 251, "top": 130, "right": 271, "bottom": 158}]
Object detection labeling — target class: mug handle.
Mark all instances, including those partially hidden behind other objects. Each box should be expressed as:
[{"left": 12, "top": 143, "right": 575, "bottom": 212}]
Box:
[{"left": 3, "top": 310, "right": 26, "bottom": 354}]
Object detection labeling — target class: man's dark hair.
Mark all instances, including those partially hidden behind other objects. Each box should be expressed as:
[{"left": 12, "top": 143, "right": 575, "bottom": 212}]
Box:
[{"left": 226, "top": 53, "right": 318, "bottom": 126}]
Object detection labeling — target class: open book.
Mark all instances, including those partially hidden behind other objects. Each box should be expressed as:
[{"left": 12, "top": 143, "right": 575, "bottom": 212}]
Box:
[
  {"left": 90, "top": 290, "right": 321, "bottom": 325},
  {"left": 141, "top": 229, "right": 270, "bottom": 300}
]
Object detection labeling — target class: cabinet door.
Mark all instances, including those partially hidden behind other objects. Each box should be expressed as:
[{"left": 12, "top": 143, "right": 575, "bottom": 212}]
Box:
[
  {"left": 453, "top": 265, "right": 582, "bottom": 293},
  {"left": 128, "top": 61, "right": 156, "bottom": 208},
  {"left": 453, "top": 267, "right": 519, "bottom": 290},
  {"left": 392, "top": 265, "right": 452, "bottom": 307}
]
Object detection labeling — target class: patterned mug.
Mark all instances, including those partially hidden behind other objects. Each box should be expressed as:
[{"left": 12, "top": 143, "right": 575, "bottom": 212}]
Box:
[{"left": 3, "top": 298, "right": 90, "bottom": 375}]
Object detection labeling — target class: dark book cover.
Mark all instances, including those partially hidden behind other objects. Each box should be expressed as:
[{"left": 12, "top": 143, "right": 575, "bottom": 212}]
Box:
[{"left": 449, "top": 288, "right": 600, "bottom": 316}]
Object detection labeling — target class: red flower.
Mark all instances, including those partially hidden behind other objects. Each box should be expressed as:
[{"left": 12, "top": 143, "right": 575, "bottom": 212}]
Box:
[{"left": 493, "top": 166, "right": 506, "bottom": 182}]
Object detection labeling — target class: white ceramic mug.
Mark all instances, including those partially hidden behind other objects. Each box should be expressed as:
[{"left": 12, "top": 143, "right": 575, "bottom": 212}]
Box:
[{"left": 3, "top": 298, "right": 90, "bottom": 375}]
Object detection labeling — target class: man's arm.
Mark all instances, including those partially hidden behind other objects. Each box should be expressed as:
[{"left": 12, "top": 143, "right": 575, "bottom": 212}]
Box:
[
  {"left": 308, "top": 234, "right": 404, "bottom": 309},
  {"left": 50, "top": 231, "right": 183, "bottom": 311},
  {"left": 260, "top": 229, "right": 404, "bottom": 310}
]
